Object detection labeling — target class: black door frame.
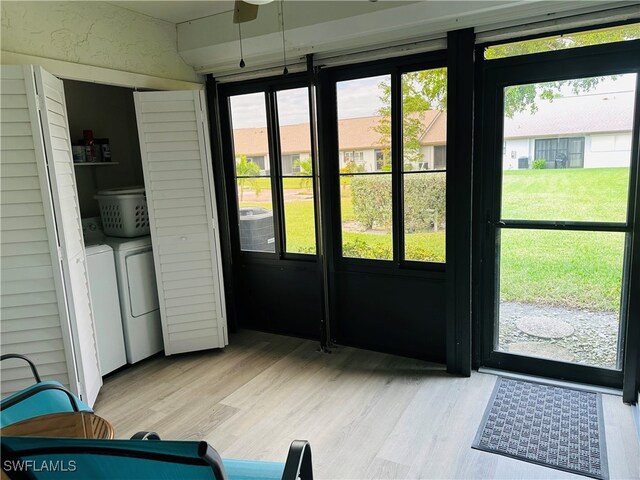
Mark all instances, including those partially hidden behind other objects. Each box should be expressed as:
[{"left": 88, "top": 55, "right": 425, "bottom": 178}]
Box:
[{"left": 475, "top": 40, "right": 640, "bottom": 391}]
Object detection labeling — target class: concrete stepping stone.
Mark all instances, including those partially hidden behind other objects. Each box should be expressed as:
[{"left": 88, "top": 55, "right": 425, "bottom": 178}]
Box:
[{"left": 515, "top": 316, "right": 574, "bottom": 339}]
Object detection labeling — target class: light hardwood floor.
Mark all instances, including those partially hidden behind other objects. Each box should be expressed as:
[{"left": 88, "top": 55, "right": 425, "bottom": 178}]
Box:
[{"left": 94, "top": 330, "right": 640, "bottom": 479}]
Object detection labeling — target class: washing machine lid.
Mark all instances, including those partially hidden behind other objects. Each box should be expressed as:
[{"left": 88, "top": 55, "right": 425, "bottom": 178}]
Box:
[
  {"left": 104, "top": 236, "right": 152, "bottom": 251},
  {"left": 85, "top": 244, "right": 113, "bottom": 255},
  {"left": 97, "top": 186, "right": 145, "bottom": 196}
]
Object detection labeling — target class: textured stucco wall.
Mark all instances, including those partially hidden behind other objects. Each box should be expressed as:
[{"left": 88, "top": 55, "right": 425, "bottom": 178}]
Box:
[{"left": 1, "top": 1, "right": 200, "bottom": 83}]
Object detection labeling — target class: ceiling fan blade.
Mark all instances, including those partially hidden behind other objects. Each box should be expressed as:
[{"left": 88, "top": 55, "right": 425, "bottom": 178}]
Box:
[{"left": 233, "top": 0, "right": 259, "bottom": 24}]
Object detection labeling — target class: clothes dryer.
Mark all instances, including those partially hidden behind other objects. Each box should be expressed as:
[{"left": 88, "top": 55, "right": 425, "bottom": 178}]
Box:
[{"left": 104, "top": 236, "right": 163, "bottom": 363}]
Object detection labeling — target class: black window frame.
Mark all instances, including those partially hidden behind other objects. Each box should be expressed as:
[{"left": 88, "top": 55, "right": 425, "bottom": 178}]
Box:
[
  {"left": 218, "top": 73, "right": 319, "bottom": 262},
  {"left": 324, "top": 51, "right": 449, "bottom": 272}
]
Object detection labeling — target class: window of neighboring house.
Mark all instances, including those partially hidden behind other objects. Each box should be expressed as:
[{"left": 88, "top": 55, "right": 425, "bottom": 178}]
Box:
[
  {"left": 281, "top": 154, "right": 301, "bottom": 175},
  {"left": 375, "top": 149, "right": 386, "bottom": 170},
  {"left": 534, "top": 137, "right": 585, "bottom": 168},
  {"left": 343, "top": 151, "right": 365, "bottom": 168},
  {"left": 246, "top": 155, "right": 266, "bottom": 171},
  {"left": 433, "top": 145, "right": 446, "bottom": 170}
]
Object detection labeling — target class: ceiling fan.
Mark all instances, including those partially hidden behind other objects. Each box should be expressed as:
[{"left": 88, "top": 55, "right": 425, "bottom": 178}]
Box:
[{"left": 233, "top": 0, "right": 273, "bottom": 24}]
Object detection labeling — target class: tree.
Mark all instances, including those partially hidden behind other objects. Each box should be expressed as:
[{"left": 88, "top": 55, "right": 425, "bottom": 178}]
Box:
[
  {"left": 374, "top": 68, "right": 447, "bottom": 167},
  {"left": 375, "top": 26, "right": 639, "bottom": 152},
  {"left": 235, "top": 155, "right": 261, "bottom": 201},
  {"left": 295, "top": 156, "right": 313, "bottom": 189}
]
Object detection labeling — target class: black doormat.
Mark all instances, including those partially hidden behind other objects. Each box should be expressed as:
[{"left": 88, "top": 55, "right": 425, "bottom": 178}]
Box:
[{"left": 472, "top": 377, "right": 608, "bottom": 479}]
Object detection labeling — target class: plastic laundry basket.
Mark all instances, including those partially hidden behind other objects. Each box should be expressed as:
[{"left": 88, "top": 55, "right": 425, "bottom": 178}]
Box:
[{"left": 94, "top": 186, "right": 150, "bottom": 237}]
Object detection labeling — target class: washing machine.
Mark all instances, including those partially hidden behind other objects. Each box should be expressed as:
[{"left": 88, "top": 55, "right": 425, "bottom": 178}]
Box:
[
  {"left": 82, "top": 218, "right": 127, "bottom": 375},
  {"left": 104, "top": 235, "right": 164, "bottom": 364}
]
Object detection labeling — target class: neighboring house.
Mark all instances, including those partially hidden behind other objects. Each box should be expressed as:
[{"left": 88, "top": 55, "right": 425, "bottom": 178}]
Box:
[
  {"left": 503, "top": 90, "right": 634, "bottom": 170},
  {"left": 232, "top": 111, "right": 447, "bottom": 174},
  {"left": 233, "top": 90, "right": 634, "bottom": 174}
]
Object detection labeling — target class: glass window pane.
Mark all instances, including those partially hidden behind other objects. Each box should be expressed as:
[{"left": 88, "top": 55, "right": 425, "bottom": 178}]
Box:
[
  {"left": 497, "top": 229, "right": 625, "bottom": 369},
  {"left": 485, "top": 23, "right": 640, "bottom": 59},
  {"left": 401, "top": 68, "right": 447, "bottom": 172},
  {"left": 402, "top": 68, "right": 447, "bottom": 263},
  {"left": 337, "top": 75, "right": 391, "bottom": 173},
  {"left": 341, "top": 174, "right": 392, "bottom": 260},
  {"left": 277, "top": 88, "right": 316, "bottom": 254},
  {"left": 337, "top": 75, "right": 392, "bottom": 260},
  {"left": 501, "top": 73, "right": 636, "bottom": 223},
  {"left": 229, "top": 92, "right": 275, "bottom": 252},
  {"left": 404, "top": 172, "right": 445, "bottom": 262}
]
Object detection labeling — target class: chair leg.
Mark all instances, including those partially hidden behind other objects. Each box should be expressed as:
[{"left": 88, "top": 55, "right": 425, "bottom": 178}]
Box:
[
  {"left": 130, "top": 431, "right": 162, "bottom": 440},
  {"left": 282, "top": 440, "right": 313, "bottom": 480}
]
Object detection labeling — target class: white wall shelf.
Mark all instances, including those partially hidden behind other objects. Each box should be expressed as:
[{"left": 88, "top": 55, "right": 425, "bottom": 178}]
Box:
[{"left": 74, "top": 162, "right": 119, "bottom": 166}]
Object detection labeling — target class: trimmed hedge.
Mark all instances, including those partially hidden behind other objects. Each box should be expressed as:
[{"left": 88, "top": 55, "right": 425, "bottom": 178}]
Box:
[{"left": 350, "top": 172, "right": 445, "bottom": 232}]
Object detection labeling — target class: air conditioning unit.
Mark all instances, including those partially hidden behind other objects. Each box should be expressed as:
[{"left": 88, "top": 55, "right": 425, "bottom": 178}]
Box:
[{"left": 239, "top": 207, "right": 275, "bottom": 252}]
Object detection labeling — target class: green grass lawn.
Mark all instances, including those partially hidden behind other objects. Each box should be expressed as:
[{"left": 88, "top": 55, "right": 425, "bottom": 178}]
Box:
[
  {"left": 239, "top": 167, "right": 630, "bottom": 311},
  {"left": 500, "top": 167, "right": 629, "bottom": 311}
]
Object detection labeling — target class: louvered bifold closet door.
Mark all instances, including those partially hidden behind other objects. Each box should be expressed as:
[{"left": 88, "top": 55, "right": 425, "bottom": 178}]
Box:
[
  {"left": 134, "top": 90, "right": 228, "bottom": 355},
  {"left": 0, "top": 65, "right": 75, "bottom": 398},
  {"left": 33, "top": 67, "right": 102, "bottom": 407}
]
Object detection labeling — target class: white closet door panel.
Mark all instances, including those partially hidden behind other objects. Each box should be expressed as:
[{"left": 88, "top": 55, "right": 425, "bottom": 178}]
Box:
[
  {"left": 1, "top": 278, "right": 56, "bottom": 295},
  {"left": 1, "top": 303, "right": 59, "bottom": 320},
  {"left": 135, "top": 89, "right": 227, "bottom": 355},
  {"left": 0, "top": 215, "right": 47, "bottom": 232},
  {"left": 0, "top": 65, "right": 75, "bottom": 399},
  {"left": 34, "top": 67, "right": 101, "bottom": 406},
  {"left": 1, "top": 109, "right": 30, "bottom": 123},
  {"left": 148, "top": 159, "right": 202, "bottom": 172},
  {"left": 1, "top": 122, "right": 32, "bottom": 136},
  {"left": 0, "top": 149, "right": 37, "bottom": 164},
  {"left": 0, "top": 253, "right": 51, "bottom": 269},
  {"left": 1, "top": 78, "right": 28, "bottom": 93},
  {"left": 160, "top": 251, "right": 212, "bottom": 265},
  {"left": 160, "top": 259, "right": 213, "bottom": 273},
  {"left": 2, "top": 291, "right": 59, "bottom": 308},
  {"left": 1, "top": 203, "right": 44, "bottom": 217},
  {"left": 148, "top": 169, "right": 203, "bottom": 182},
  {"left": 1, "top": 177, "right": 42, "bottom": 191},
  {"left": 163, "top": 277, "right": 215, "bottom": 292},
  {"left": 1, "top": 163, "right": 39, "bottom": 177},
  {"left": 1, "top": 189, "right": 42, "bottom": 204},
  {"left": 0, "top": 242, "right": 50, "bottom": 257},
  {"left": 1, "top": 95, "right": 28, "bottom": 109},
  {"left": 162, "top": 268, "right": 213, "bottom": 282},
  {"left": 2, "top": 362, "right": 69, "bottom": 382},
  {"left": 148, "top": 150, "right": 201, "bottom": 162}
]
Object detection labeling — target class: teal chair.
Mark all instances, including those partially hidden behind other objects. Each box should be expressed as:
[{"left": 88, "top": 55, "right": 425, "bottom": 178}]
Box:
[
  {"left": 0, "top": 354, "right": 92, "bottom": 428},
  {"left": 0, "top": 435, "right": 313, "bottom": 480}
]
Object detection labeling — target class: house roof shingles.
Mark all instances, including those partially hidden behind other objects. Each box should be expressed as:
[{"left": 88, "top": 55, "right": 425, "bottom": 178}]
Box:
[
  {"left": 503, "top": 91, "right": 635, "bottom": 138},
  {"left": 233, "top": 111, "right": 446, "bottom": 157},
  {"left": 232, "top": 91, "right": 634, "bottom": 157}
]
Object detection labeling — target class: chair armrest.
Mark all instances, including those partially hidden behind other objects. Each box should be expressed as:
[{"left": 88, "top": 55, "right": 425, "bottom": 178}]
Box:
[
  {"left": 131, "top": 431, "right": 161, "bottom": 440},
  {"left": 0, "top": 382, "right": 80, "bottom": 412},
  {"left": 282, "top": 440, "right": 313, "bottom": 480},
  {"left": 1, "top": 354, "right": 42, "bottom": 383}
]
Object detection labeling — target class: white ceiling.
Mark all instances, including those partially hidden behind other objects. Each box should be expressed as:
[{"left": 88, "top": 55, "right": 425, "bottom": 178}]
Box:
[
  {"left": 108, "top": 1, "right": 235, "bottom": 24},
  {"left": 107, "top": 1, "right": 639, "bottom": 78}
]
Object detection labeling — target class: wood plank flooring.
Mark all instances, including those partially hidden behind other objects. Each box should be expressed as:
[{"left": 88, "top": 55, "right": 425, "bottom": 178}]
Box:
[{"left": 94, "top": 330, "right": 640, "bottom": 479}]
